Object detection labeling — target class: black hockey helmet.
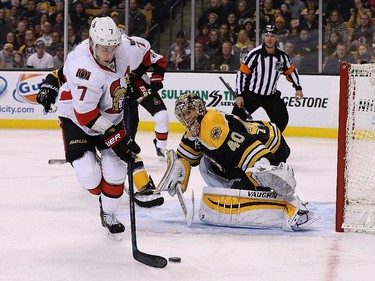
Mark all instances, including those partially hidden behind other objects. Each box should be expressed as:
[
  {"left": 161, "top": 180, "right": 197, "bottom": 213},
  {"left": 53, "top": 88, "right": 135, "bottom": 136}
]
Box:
[{"left": 262, "top": 25, "right": 278, "bottom": 35}]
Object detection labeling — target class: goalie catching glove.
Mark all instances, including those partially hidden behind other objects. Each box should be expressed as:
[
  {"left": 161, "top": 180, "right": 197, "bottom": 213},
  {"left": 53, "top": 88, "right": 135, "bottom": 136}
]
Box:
[
  {"left": 104, "top": 126, "right": 140, "bottom": 162},
  {"left": 157, "top": 149, "right": 191, "bottom": 196}
]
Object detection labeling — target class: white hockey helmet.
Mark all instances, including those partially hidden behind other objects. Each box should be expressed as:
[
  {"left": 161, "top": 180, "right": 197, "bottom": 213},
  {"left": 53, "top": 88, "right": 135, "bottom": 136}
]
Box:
[{"left": 89, "top": 17, "right": 122, "bottom": 57}]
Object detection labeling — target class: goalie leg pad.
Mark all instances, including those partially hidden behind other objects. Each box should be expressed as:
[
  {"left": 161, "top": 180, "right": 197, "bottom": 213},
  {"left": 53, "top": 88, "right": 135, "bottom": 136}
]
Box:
[
  {"left": 199, "top": 186, "right": 319, "bottom": 231},
  {"left": 199, "top": 186, "right": 288, "bottom": 229},
  {"left": 251, "top": 162, "right": 296, "bottom": 196},
  {"left": 156, "top": 150, "right": 191, "bottom": 196}
]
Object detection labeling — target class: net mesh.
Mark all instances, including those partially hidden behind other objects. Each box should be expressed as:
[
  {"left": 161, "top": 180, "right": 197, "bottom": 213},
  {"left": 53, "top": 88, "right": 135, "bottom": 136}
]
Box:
[{"left": 343, "top": 63, "right": 375, "bottom": 233}]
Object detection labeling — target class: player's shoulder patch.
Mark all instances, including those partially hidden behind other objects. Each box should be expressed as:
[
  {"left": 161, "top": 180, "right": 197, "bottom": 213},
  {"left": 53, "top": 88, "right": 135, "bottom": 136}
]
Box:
[
  {"left": 75, "top": 68, "right": 91, "bottom": 81},
  {"left": 210, "top": 126, "right": 222, "bottom": 140}
]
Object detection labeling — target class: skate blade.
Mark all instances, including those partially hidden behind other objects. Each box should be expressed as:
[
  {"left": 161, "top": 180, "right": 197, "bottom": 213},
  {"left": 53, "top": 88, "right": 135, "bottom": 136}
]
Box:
[
  {"left": 106, "top": 231, "right": 123, "bottom": 242},
  {"left": 295, "top": 214, "right": 320, "bottom": 230}
]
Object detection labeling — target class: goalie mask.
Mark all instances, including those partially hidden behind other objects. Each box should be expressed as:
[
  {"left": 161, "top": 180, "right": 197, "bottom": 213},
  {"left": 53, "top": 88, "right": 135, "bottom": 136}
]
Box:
[
  {"left": 175, "top": 92, "right": 206, "bottom": 137},
  {"left": 89, "top": 17, "right": 122, "bottom": 61}
]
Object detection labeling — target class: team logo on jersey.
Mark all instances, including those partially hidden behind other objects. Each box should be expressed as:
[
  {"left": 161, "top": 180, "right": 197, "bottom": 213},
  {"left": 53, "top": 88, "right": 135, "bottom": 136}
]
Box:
[
  {"left": 152, "top": 97, "right": 161, "bottom": 105},
  {"left": 275, "top": 61, "right": 283, "bottom": 72},
  {"left": 106, "top": 78, "right": 126, "bottom": 113},
  {"left": 210, "top": 127, "right": 222, "bottom": 140},
  {"left": 76, "top": 68, "right": 91, "bottom": 81}
]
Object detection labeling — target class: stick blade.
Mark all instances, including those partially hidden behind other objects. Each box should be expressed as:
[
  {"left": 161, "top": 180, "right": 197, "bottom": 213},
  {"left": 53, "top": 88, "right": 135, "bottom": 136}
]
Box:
[
  {"left": 48, "top": 159, "right": 67, "bottom": 165},
  {"left": 133, "top": 250, "right": 168, "bottom": 268}
]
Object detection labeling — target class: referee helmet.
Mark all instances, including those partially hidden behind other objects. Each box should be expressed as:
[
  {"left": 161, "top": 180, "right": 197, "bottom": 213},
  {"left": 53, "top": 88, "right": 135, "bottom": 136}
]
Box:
[{"left": 262, "top": 25, "right": 278, "bottom": 35}]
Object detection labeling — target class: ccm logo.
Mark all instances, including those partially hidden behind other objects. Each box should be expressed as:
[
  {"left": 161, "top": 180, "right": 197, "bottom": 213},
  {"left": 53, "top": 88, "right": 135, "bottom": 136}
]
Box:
[{"left": 106, "top": 132, "right": 122, "bottom": 147}]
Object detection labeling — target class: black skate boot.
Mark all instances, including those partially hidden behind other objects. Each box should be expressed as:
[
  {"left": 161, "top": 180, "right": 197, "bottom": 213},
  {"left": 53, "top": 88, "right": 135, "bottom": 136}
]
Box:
[
  {"left": 99, "top": 198, "right": 125, "bottom": 234},
  {"left": 134, "top": 177, "right": 164, "bottom": 208},
  {"left": 153, "top": 138, "right": 165, "bottom": 158}
]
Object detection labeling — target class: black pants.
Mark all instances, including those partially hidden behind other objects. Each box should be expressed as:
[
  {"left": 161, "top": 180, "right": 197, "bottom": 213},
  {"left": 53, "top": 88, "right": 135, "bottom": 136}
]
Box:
[
  {"left": 59, "top": 117, "right": 110, "bottom": 163},
  {"left": 232, "top": 91, "right": 289, "bottom": 132}
]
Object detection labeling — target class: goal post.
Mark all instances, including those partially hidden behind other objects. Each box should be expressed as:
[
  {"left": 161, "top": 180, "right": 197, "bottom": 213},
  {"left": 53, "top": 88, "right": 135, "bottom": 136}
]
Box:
[{"left": 336, "top": 62, "right": 375, "bottom": 233}]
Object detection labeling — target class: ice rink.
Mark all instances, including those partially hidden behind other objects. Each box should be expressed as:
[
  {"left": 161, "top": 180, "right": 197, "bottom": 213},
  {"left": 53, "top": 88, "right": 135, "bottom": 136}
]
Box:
[{"left": 1, "top": 129, "right": 375, "bottom": 281}]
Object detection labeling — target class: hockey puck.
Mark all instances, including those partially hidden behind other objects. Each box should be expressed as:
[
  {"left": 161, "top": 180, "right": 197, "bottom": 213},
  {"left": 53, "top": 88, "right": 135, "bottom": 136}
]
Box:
[{"left": 168, "top": 257, "right": 181, "bottom": 263}]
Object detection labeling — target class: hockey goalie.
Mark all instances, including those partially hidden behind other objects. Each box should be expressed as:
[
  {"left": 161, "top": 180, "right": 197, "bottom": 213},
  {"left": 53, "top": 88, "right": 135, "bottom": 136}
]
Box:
[{"left": 157, "top": 92, "right": 319, "bottom": 231}]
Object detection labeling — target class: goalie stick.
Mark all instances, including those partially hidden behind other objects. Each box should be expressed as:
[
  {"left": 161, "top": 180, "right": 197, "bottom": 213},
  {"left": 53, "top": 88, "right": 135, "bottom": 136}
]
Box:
[
  {"left": 176, "top": 183, "right": 195, "bottom": 227},
  {"left": 218, "top": 76, "right": 253, "bottom": 120}
]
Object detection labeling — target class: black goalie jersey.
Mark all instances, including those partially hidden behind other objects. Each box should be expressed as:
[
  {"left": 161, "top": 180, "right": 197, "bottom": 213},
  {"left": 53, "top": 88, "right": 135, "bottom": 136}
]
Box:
[{"left": 176, "top": 108, "right": 290, "bottom": 188}]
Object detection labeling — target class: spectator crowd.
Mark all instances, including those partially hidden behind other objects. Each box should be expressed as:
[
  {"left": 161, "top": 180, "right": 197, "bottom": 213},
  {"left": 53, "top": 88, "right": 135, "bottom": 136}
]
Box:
[
  {"left": 0, "top": 0, "right": 171, "bottom": 69},
  {"left": 1, "top": 0, "right": 375, "bottom": 74}
]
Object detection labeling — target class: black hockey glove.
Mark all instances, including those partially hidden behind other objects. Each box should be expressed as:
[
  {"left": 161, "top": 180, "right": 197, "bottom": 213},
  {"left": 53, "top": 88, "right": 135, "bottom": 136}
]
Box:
[
  {"left": 150, "top": 74, "right": 163, "bottom": 93},
  {"left": 36, "top": 74, "right": 59, "bottom": 114},
  {"left": 104, "top": 126, "right": 141, "bottom": 162}
]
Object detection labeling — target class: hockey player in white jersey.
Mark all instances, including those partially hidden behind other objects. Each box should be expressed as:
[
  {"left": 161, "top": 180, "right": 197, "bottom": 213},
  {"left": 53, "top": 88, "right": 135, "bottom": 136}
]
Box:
[
  {"left": 44, "top": 17, "right": 167, "bottom": 236},
  {"left": 157, "top": 92, "right": 319, "bottom": 231}
]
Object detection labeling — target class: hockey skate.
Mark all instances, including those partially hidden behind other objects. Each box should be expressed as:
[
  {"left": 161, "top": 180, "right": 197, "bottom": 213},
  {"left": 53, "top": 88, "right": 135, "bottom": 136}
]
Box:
[
  {"left": 290, "top": 208, "right": 320, "bottom": 231},
  {"left": 153, "top": 138, "right": 166, "bottom": 161},
  {"left": 99, "top": 198, "right": 125, "bottom": 241},
  {"left": 134, "top": 177, "right": 164, "bottom": 208}
]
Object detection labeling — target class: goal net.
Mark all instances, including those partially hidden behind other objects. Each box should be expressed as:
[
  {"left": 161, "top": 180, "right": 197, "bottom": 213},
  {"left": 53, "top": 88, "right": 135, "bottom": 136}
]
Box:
[{"left": 336, "top": 62, "right": 375, "bottom": 233}]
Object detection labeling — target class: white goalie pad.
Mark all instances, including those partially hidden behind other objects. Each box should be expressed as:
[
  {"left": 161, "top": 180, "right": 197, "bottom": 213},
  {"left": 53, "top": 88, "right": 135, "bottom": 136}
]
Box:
[
  {"left": 156, "top": 150, "right": 191, "bottom": 197},
  {"left": 251, "top": 162, "right": 296, "bottom": 197},
  {"left": 199, "top": 186, "right": 319, "bottom": 231}
]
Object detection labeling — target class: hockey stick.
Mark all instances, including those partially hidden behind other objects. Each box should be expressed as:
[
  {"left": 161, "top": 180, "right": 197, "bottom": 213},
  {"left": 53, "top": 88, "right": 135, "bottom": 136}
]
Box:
[
  {"left": 176, "top": 184, "right": 195, "bottom": 227},
  {"left": 127, "top": 157, "right": 168, "bottom": 268},
  {"left": 218, "top": 76, "right": 253, "bottom": 120},
  {"left": 48, "top": 152, "right": 102, "bottom": 165},
  {"left": 48, "top": 158, "right": 67, "bottom": 164},
  {"left": 124, "top": 91, "right": 167, "bottom": 268}
]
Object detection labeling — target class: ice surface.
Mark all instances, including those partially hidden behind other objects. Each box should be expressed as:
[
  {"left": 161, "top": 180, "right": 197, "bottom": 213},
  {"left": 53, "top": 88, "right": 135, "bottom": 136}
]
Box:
[{"left": 1, "top": 130, "right": 375, "bottom": 281}]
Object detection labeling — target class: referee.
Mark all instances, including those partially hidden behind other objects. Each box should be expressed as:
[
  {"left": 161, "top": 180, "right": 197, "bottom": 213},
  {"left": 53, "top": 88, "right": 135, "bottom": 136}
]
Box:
[{"left": 232, "top": 25, "right": 304, "bottom": 132}]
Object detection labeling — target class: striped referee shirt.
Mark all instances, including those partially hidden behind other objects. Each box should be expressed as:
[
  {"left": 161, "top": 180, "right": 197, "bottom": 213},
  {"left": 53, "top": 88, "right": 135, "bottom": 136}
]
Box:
[{"left": 236, "top": 44, "right": 302, "bottom": 96}]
